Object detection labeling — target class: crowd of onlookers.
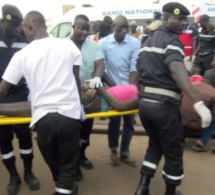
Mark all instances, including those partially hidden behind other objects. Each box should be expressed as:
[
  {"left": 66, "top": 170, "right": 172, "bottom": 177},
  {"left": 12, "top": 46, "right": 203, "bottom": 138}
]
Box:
[
  {"left": 84, "top": 10, "right": 215, "bottom": 155},
  {"left": 86, "top": 10, "right": 215, "bottom": 153}
]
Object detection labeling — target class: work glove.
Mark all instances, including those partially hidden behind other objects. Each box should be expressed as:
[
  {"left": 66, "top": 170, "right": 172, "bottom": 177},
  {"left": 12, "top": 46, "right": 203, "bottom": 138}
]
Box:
[
  {"left": 193, "top": 101, "right": 212, "bottom": 128},
  {"left": 191, "top": 55, "right": 196, "bottom": 63},
  {"left": 86, "top": 77, "right": 103, "bottom": 88},
  {"left": 184, "top": 56, "right": 190, "bottom": 62}
]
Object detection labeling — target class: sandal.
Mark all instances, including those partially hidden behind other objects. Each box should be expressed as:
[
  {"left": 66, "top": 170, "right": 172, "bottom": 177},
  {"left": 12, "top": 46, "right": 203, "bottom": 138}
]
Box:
[
  {"left": 120, "top": 156, "right": 137, "bottom": 167},
  {"left": 192, "top": 144, "right": 209, "bottom": 152},
  {"left": 110, "top": 151, "right": 120, "bottom": 166}
]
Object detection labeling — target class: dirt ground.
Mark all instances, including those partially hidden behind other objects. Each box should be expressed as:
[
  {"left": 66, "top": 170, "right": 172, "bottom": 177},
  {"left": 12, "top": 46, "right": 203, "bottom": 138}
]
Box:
[{"left": 0, "top": 129, "right": 215, "bottom": 195}]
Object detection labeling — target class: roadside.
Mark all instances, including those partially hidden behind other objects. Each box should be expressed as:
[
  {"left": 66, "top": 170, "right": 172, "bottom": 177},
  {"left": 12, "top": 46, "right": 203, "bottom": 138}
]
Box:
[{"left": 0, "top": 132, "right": 215, "bottom": 195}]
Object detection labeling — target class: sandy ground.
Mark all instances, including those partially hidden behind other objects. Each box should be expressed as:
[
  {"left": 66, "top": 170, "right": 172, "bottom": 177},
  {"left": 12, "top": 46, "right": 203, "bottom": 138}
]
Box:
[{"left": 0, "top": 130, "right": 215, "bottom": 195}]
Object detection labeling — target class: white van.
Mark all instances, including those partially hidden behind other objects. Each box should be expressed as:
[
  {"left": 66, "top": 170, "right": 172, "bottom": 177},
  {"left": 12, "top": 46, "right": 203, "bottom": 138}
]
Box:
[
  {"left": 48, "top": 6, "right": 101, "bottom": 38},
  {"left": 48, "top": 2, "right": 215, "bottom": 38},
  {"left": 48, "top": 5, "right": 162, "bottom": 38}
]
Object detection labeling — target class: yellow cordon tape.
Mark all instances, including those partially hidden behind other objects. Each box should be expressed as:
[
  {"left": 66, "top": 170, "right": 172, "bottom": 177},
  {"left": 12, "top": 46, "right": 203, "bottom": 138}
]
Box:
[
  {"left": 86, "top": 109, "right": 138, "bottom": 119},
  {"left": 0, "top": 109, "right": 139, "bottom": 125}
]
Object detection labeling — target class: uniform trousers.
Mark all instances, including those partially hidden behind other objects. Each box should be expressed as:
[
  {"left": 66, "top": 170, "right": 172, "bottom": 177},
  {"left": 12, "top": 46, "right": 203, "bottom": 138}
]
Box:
[
  {"left": 0, "top": 124, "right": 33, "bottom": 172},
  {"left": 80, "top": 119, "right": 94, "bottom": 147},
  {"left": 139, "top": 99, "right": 184, "bottom": 186},
  {"left": 35, "top": 113, "right": 80, "bottom": 193},
  {"left": 194, "top": 53, "right": 214, "bottom": 75}
]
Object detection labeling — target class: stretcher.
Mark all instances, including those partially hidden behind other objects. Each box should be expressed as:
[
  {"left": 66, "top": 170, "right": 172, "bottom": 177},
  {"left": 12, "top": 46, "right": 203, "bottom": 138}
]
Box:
[{"left": 0, "top": 109, "right": 139, "bottom": 125}]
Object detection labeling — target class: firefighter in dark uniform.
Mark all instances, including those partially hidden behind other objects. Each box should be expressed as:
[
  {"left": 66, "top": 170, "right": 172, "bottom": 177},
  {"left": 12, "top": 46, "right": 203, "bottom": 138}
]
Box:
[
  {"left": 193, "top": 14, "right": 215, "bottom": 75},
  {"left": 135, "top": 2, "right": 212, "bottom": 195},
  {"left": 0, "top": 4, "right": 40, "bottom": 195}
]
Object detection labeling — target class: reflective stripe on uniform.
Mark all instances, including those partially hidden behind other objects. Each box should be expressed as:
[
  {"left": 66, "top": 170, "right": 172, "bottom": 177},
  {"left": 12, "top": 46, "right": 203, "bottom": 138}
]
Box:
[
  {"left": 140, "top": 45, "right": 184, "bottom": 56},
  {"left": 20, "top": 148, "right": 33, "bottom": 155},
  {"left": 80, "top": 139, "right": 88, "bottom": 144},
  {"left": 140, "top": 47, "right": 165, "bottom": 54},
  {"left": 2, "top": 151, "right": 14, "bottom": 159},
  {"left": 199, "top": 34, "right": 215, "bottom": 38},
  {"left": 11, "top": 42, "right": 27, "bottom": 49},
  {"left": 55, "top": 187, "right": 73, "bottom": 194},
  {"left": 0, "top": 41, "right": 7, "bottom": 48},
  {"left": 143, "top": 161, "right": 157, "bottom": 169},
  {"left": 142, "top": 98, "right": 163, "bottom": 103},
  {"left": 162, "top": 171, "right": 184, "bottom": 180},
  {"left": 166, "top": 45, "right": 184, "bottom": 56},
  {"left": 144, "top": 86, "right": 180, "bottom": 100}
]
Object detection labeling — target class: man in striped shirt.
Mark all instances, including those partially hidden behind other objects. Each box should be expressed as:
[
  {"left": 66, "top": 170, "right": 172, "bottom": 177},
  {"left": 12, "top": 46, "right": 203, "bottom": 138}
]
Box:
[{"left": 135, "top": 2, "right": 212, "bottom": 195}]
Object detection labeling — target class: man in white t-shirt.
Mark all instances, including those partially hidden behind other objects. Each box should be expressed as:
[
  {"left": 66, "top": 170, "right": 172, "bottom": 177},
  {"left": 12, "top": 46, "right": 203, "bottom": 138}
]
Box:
[{"left": 0, "top": 11, "right": 81, "bottom": 195}]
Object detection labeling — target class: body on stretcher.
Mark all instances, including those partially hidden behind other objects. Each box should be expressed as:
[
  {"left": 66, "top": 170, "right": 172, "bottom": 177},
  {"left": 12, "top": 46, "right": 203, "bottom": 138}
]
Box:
[{"left": 0, "top": 109, "right": 139, "bottom": 125}]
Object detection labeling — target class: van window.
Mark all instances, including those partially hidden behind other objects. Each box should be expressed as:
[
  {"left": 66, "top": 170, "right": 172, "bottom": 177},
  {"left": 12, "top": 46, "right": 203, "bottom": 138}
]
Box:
[
  {"left": 50, "top": 26, "right": 59, "bottom": 37},
  {"left": 49, "top": 22, "right": 72, "bottom": 38}
]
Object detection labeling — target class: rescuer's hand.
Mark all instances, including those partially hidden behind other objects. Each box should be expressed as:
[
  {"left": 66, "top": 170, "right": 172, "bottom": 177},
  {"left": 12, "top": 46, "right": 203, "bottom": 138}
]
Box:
[
  {"left": 194, "top": 101, "right": 212, "bottom": 128},
  {"left": 86, "top": 77, "right": 103, "bottom": 88},
  {"left": 191, "top": 55, "right": 196, "bottom": 63}
]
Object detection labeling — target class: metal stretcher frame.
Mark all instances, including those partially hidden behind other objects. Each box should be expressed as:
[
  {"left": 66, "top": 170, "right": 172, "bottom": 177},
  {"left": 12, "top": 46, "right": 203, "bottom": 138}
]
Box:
[{"left": 0, "top": 109, "right": 139, "bottom": 125}]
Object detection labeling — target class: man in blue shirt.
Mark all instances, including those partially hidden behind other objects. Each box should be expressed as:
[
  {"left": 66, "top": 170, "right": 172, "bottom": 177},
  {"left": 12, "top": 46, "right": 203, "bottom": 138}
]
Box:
[
  {"left": 100, "top": 15, "right": 140, "bottom": 166},
  {"left": 70, "top": 15, "right": 104, "bottom": 178}
]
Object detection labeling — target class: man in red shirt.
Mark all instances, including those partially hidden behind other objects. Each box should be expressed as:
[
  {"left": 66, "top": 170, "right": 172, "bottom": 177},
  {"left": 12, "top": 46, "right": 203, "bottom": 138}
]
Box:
[{"left": 179, "top": 23, "right": 198, "bottom": 72}]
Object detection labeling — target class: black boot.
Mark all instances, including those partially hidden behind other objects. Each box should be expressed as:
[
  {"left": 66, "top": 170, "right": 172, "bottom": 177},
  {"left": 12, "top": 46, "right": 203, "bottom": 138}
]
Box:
[
  {"left": 165, "top": 184, "right": 182, "bottom": 195},
  {"left": 24, "top": 170, "right": 40, "bottom": 190},
  {"left": 7, "top": 172, "right": 21, "bottom": 195},
  {"left": 79, "top": 142, "right": 93, "bottom": 169},
  {"left": 74, "top": 165, "right": 83, "bottom": 181},
  {"left": 135, "top": 174, "right": 151, "bottom": 195}
]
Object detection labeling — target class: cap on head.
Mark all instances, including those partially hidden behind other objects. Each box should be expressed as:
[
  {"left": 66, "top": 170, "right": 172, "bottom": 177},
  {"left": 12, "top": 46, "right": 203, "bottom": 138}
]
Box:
[
  {"left": 162, "top": 2, "right": 190, "bottom": 17},
  {"left": 129, "top": 20, "right": 137, "bottom": 26},
  {"left": 1, "top": 4, "right": 23, "bottom": 26},
  {"left": 198, "top": 14, "right": 209, "bottom": 23}
]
